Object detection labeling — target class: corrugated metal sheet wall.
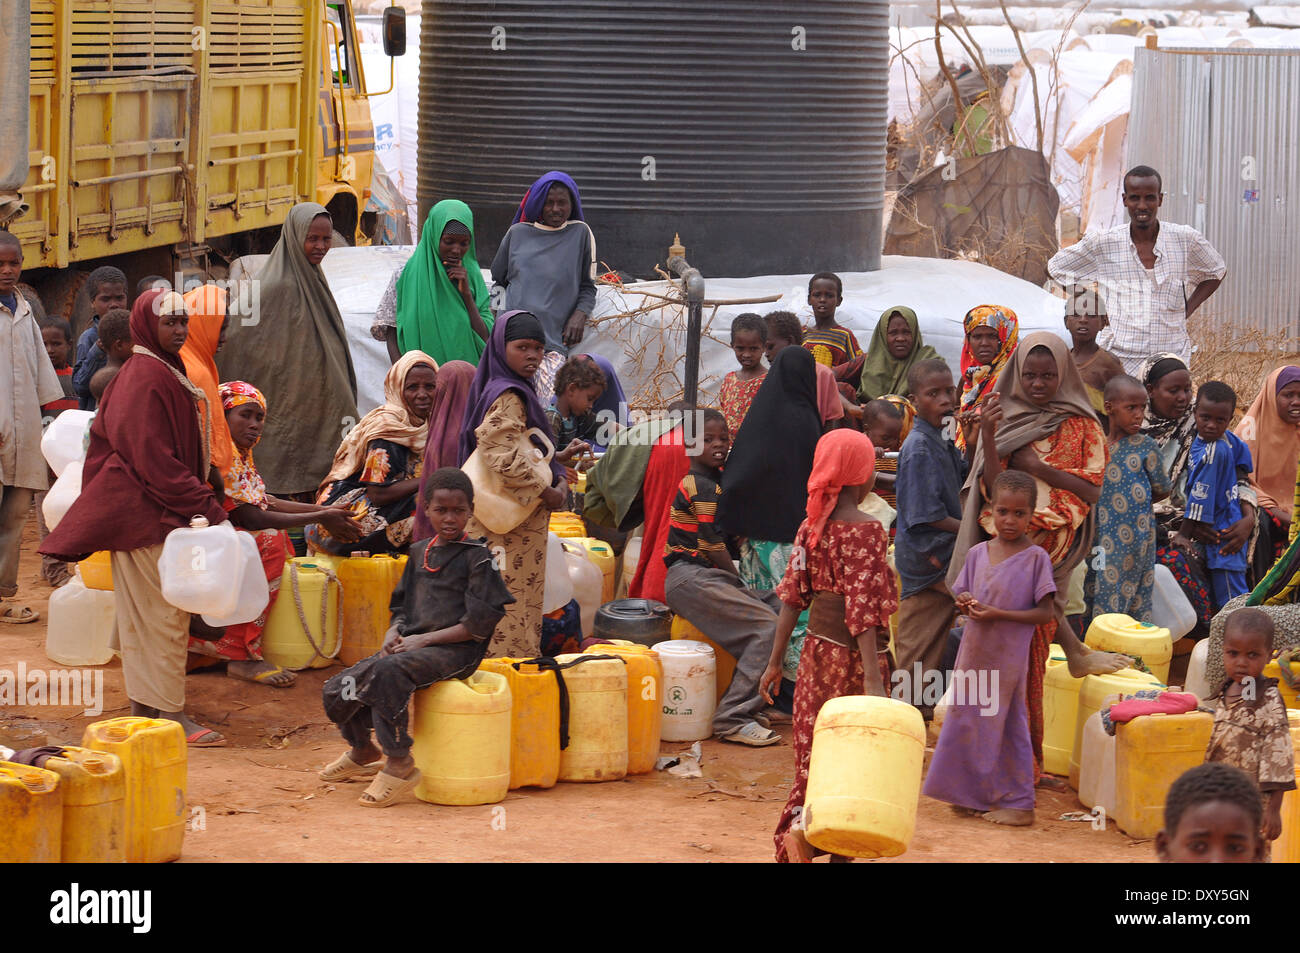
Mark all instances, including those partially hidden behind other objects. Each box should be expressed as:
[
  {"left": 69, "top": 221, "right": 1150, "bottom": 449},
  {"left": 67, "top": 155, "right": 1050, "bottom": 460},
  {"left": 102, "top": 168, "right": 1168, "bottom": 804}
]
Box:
[{"left": 1128, "top": 47, "right": 1300, "bottom": 341}]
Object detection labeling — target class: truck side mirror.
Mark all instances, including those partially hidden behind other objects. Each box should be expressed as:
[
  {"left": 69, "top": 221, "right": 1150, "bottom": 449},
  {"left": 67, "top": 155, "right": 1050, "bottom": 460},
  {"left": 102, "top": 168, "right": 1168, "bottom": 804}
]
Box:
[{"left": 382, "top": 6, "right": 407, "bottom": 57}]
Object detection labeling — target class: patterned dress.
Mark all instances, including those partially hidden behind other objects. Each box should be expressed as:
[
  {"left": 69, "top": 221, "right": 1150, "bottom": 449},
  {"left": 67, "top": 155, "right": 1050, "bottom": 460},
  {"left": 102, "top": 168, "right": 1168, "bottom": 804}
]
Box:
[
  {"left": 1084, "top": 434, "right": 1171, "bottom": 625},
  {"left": 772, "top": 517, "right": 898, "bottom": 862},
  {"left": 717, "top": 370, "right": 765, "bottom": 439},
  {"left": 308, "top": 438, "right": 422, "bottom": 556},
  {"left": 465, "top": 392, "right": 552, "bottom": 658},
  {"left": 739, "top": 540, "right": 807, "bottom": 680}
]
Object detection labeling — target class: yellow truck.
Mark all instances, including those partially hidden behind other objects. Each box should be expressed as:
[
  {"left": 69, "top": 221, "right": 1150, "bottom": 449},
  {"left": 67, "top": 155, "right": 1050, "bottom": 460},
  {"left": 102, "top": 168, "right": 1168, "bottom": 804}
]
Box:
[{"left": 2, "top": 0, "right": 404, "bottom": 317}]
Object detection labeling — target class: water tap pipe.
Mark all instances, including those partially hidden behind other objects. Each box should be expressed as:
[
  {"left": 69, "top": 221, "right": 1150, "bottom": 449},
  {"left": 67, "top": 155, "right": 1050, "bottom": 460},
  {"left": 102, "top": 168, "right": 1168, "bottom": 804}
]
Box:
[{"left": 666, "top": 241, "right": 705, "bottom": 407}]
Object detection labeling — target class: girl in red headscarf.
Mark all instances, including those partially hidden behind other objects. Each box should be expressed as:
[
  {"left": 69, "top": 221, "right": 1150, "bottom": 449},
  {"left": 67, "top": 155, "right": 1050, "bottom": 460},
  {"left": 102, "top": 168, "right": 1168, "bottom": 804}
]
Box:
[{"left": 759, "top": 429, "right": 899, "bottom": 863}]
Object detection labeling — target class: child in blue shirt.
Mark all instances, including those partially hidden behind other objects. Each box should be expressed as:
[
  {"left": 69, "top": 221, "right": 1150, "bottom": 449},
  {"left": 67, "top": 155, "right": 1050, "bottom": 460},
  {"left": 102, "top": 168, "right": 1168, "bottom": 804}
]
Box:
[
  {"left": 1176, "top": 381, "right": 1252, "bottom": 609},
  {"left": 71, "top": 266, "right": 128, "bottom": 410},
  {"left": 894, "top": 358, "right": 968, "bottom": 715}
]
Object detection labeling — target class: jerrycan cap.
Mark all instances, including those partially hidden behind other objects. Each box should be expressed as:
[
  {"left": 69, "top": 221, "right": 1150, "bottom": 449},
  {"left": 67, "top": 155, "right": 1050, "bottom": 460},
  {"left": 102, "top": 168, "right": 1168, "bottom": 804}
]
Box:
[
  {"left": 20, "top": 771, "right": 47, "bottom": 789},
  {"left": 189, "top": 516, "right": 210, "bottom": 529},
  {"left": 349, "top": 551, "right": 371, "bottom": 558},
  {"left": 104, "top": 725, "right": 130, "bottom": 741},
  {"left": 83, "top": 757, "right": 107, "bottom": 774}
]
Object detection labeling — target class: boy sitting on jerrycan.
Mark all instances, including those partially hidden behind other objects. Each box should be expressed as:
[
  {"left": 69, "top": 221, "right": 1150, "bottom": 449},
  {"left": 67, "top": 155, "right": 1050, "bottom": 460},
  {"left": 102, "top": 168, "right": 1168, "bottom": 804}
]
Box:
[{"left": 320, "top": 468, "right": 515, "bottom": 807}]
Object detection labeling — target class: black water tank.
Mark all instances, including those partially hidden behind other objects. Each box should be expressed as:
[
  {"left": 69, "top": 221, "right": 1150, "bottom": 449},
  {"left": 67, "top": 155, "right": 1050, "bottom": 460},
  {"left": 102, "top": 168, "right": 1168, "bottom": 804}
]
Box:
[{"left": 417, "top": 1, "right": 888, "bottom": 277}]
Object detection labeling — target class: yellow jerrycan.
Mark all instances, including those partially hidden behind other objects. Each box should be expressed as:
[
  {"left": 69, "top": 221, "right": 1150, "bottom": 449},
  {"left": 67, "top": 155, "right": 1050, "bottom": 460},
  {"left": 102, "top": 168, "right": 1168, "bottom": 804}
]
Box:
[
  {"left": 411, "top": 670, "right": 512, "bottom": 805},
  {"left": 262, "top": 558, "right": 343, "bottom": 670},
  {"left": 579, "top": 537, "right": 617, "bottom": 603},
  {"left": 0, "top": 763, "right": 62, "bottom": 862},
  {"left": 82, "top": 717, "right": 186, "bottom": 863},
  {"left": 1113, "top": 710, "right": 1214, "bottom": 839},
  {"left": 1069, "top": 668, "right": 1163, "bottom": 789},
  {"left": 43, "top": 746, "right": 126, "bottom": 863},
  {"left": 1272, "top": 710, "right": 1300, "bottom": 862},
  {"left": 1041, "top": 649, "right": 1078, "bottom": 778},
  {"left": 671, "top": 615, "right": 737, "bottom": 699},
  {"left": 554, "top": 653, "right": 629, "bottom": 782},
  {"left": 804, "top": 695, "right": 926, "bottom": 858},
  {"left": 477, "top": 657, "right": 561, "bottom": 790},
  {"left": 549, "top": 511, "right": 585, "bottom": 539},
  {"left": 335, "top": 553, "right": 408, "bottom": 666},
  {"left": 585, "top": 642, "right": 663, "bottom": 774},
  {"left": 1085, "top": 614, "right": 1173, "bottom": 683},
  {"left": 78, "top": 550, "right": 114, "bottom": 590},
  {"left": 1263, "top": 656, "right": 1300, "bottom": 710}
]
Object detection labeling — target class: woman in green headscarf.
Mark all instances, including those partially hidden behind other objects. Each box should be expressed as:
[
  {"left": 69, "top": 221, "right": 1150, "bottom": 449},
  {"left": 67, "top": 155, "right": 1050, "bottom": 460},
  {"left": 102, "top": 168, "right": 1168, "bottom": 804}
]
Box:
[
  {"left": 218, "top": 202, "right": 358, "bottom": 496},
  {"left": 857, "top": 305, "right": 939, "bottom": 402},
  {"left": 385, "top": 200, "right": 492, "bottom": 365}
]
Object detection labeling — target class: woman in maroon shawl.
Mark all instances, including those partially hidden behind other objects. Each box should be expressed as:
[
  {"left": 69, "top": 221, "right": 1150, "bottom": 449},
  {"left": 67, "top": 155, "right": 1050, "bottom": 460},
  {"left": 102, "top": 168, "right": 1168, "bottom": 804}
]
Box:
[
  {"left": 41, "top": 289, "right": 230, "bottom": 746},
  {"left": 412, "top": 360, "right": 476, "bottom": 541}
]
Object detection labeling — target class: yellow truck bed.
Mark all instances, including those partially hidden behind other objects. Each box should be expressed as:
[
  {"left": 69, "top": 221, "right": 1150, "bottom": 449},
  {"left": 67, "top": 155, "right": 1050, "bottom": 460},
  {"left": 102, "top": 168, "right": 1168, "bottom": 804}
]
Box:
[{"left": 13, "top": 0, "right": 372, "bottom": 271}]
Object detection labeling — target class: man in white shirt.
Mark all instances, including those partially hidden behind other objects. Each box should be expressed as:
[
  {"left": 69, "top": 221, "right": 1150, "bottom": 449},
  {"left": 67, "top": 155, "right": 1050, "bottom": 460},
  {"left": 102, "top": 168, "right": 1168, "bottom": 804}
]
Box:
[{"left": 1048, "top": 165, "right": 1226, "bottom": 376}]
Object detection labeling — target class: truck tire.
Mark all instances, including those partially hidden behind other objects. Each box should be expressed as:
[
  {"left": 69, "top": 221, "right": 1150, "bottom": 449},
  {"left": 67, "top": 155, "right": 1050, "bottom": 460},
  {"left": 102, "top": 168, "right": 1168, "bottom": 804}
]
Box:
[{"left": 32, "top": 268, "right": 91, "bottom": 335}]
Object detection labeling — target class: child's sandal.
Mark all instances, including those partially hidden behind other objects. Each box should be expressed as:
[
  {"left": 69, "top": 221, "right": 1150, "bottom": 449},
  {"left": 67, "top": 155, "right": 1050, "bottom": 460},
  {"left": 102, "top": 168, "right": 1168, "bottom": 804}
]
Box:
[
  {"left": 319, "top": 752, "right": 382, "bottom": 782},
  {"left": 358, "top": 768, "right": 422, "bottom": 808}
]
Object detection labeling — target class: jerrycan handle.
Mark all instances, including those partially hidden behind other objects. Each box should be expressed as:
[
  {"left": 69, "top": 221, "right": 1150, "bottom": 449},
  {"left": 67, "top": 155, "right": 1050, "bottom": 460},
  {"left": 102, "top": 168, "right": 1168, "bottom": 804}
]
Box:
[
  {"left": 189, "top": 516, "right": 210, "bottom": 529},
  {"left": 515, "top": 654, "right": 627, "bottom": 752}
]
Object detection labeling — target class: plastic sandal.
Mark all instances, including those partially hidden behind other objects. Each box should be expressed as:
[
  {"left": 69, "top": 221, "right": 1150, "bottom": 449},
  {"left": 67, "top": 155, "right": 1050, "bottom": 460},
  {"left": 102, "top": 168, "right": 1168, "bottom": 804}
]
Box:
[
  {"left": 186, "top": 728, "right": 228, "bottom": 748},
  {"left": 723, "top": 721, "right": 781, "bottom": 747},
  {"left": 0, "top": 605, "right": 39, "bottom": 624},
  {"left": 358, "top": 768, "right": 422, "bottom": 808},
  {"left": 320, "top": 752, "right": 382, "bottom": 782}
]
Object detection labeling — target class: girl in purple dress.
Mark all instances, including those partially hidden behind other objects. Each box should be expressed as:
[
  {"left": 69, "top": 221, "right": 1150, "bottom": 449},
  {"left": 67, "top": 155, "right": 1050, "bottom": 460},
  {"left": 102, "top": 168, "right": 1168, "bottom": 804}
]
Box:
[{"left": 922, "top": 470, "right": 1056, "bottom": 826}]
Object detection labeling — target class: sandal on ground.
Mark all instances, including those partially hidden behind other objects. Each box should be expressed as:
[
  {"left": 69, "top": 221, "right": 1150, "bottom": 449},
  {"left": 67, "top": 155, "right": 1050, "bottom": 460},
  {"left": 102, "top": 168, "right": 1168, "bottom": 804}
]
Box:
[
  {"left": 320, "top": 751, "right": 382, "bottom": 782},
  {"left": 0, "top": 605, "right": 39, "bottom": 624},
  {"left": 722, "top": 721, "right": 781, "bottom": 747},
  {"left": 1036, "top": 774, "right": 1069, "bottom": 792},
  {"left": 358, "top": 768, "right": 422, "bottom": 808},
  {"left": 186, "top": 728, "right": 228, "bottom": 748},
  {"left": 227, "top": 663, "right": 297, "bottom": 688}
]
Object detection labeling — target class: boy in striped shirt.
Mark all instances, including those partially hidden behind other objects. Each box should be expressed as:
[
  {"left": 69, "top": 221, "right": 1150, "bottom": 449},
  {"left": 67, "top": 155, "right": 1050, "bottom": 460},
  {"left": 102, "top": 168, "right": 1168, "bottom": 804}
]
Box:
[{"left": 662, "top": 408, "right": 783, "bottom": 747}]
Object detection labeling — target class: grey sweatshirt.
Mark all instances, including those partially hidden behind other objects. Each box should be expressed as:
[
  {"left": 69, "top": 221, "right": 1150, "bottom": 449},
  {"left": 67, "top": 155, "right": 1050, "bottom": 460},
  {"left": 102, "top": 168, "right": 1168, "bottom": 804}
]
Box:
[{"left": 490, "top": 221, "right": 597, "bottom": 355}]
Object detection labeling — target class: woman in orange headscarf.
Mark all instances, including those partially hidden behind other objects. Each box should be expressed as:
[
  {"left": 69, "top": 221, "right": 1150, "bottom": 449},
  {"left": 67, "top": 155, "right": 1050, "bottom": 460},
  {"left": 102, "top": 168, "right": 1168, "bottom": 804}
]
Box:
[
  {"left": 955, "top": 304, "right": 1019, "bottom": 451},
  {"left": 180, "top": 284, "right": 234, "bottom": 479},
  {"left": 1239, "top": 365, "right": 1300, "bottom": 580}
]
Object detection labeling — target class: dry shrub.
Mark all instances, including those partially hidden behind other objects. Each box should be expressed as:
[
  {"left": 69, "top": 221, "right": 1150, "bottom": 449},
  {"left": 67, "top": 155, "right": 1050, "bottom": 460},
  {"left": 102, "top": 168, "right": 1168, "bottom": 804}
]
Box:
[
  {"left": 1188, "top": 314, "right": 1300, "bottom": 414},
  {"left": 587, "top": 280, "right": 733, "bottom": 411}
]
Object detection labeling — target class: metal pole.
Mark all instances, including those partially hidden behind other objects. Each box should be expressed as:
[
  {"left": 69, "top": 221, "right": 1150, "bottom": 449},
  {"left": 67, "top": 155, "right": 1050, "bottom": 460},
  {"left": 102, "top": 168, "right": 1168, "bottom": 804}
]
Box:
[{"left": 666, "top": 235, "right": 705, "bottom": 407}]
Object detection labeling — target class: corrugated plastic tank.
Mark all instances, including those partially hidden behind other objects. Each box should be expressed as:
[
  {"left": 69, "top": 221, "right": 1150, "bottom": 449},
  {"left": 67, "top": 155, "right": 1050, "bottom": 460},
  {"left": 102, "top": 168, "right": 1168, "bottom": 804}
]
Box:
[{"left": 418, "top": 1, "right": 888, "bottom": 276}]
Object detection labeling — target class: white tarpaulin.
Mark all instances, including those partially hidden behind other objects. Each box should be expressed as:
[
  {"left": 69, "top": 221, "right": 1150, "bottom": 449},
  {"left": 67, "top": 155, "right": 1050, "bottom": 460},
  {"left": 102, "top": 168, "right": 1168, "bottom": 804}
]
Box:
[
  {"left": 358, "top": 16, "right": 422, "bottom": 238},
  {"left": 315, "top": 248, "right": 1070, "bottom": 413},
  {"left": 1063, "top": 69, "right": 1132, "bottom": 231}
]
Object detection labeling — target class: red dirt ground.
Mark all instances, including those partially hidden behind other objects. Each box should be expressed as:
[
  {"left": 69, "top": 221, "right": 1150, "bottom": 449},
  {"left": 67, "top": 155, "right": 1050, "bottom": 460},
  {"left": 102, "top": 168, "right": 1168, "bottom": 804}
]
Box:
[{"left": 3, "top": 514, "right": 1154, "bottom": 862}]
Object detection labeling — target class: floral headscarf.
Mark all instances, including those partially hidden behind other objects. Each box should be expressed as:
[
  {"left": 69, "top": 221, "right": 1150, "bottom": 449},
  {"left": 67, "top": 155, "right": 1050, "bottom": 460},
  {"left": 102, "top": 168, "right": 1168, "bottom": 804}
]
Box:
[
  {"left": 219, "top": 380, "right": 270, "bottom": 509},
  {"left": 220, "top": 380, "right": 266, "bottom": 415},
  {"left": 957, "top": 304, "right": 1019, "bottom": 449}
]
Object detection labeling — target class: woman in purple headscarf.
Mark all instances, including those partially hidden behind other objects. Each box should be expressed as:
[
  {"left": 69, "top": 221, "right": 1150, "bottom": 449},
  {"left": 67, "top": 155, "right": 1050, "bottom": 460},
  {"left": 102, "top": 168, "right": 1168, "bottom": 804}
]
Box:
[
  {"left": 459, "top": 311, "right": 569, "bottom": 657},
  {"left": 490, "top": 172, "right": 598, "bottom": 404}
]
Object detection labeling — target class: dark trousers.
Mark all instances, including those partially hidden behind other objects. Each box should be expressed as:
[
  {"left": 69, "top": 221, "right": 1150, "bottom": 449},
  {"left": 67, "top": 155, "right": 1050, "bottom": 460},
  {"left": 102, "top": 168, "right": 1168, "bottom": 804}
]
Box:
[{"left": 322, "top": 641, "right": 483, "bottom": 757}]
